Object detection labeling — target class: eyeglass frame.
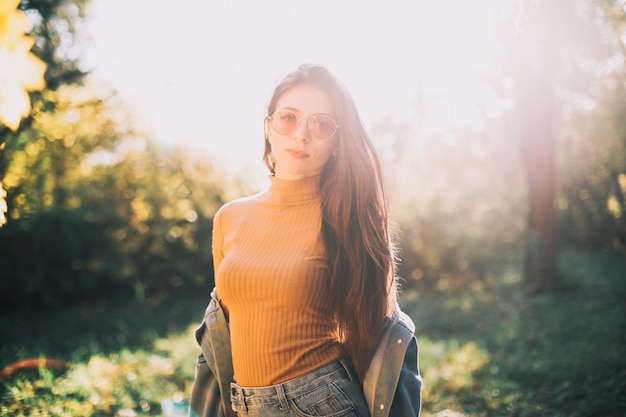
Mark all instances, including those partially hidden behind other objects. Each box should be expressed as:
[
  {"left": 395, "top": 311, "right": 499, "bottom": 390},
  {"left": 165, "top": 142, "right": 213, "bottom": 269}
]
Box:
[{"left": 266, "top": 109, "right": 340, "bottom": 140}]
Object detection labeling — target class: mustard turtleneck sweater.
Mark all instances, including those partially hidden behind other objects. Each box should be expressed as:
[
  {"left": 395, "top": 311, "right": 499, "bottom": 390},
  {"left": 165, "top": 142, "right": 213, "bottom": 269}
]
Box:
[{"left": 213, "top": 175, "right": 344, "bottom": 387}]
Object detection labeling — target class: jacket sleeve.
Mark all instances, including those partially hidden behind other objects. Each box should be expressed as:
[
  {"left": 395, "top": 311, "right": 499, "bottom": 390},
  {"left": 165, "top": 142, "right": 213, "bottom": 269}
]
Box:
[
  {"left": 188, "top": 353, "right": 226, "bottom": 417},
  {"left": 389, "top": 336, "right": 422, "bottom": 417},
  {"left": 188, "top": 290, "right": 236, "bottom": 417},
  {"left": 363, "top": 309, "right": 422, "bottom": 417}
]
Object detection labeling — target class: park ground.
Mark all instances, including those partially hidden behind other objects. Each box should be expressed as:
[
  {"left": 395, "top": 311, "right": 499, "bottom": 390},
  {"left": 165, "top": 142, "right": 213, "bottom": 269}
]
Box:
[{"left": 1, "top": 247, "right": 625, "bottom": 417}]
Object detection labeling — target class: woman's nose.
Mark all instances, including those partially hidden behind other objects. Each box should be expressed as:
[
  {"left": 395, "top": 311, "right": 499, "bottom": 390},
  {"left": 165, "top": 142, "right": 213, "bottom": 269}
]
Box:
[{"left": 293, "top": 119, "right": 312, "bottom": 141}]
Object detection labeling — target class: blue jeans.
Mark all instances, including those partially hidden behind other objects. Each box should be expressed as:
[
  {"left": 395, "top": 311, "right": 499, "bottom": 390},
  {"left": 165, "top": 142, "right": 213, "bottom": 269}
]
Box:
[{"left": 229, "top": 360, "right": 369, "bottom": 417}]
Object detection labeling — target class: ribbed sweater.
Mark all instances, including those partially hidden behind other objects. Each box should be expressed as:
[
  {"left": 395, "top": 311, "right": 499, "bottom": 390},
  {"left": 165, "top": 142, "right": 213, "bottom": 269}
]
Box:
[{"left": 213, "top": 174, "right": 344, "bottom": 387}]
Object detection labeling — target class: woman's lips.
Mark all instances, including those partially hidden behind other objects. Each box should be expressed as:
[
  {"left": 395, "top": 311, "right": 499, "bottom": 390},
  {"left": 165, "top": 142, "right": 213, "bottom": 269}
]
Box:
[{"left": 286, "top": 149, "right": 309, "bottom": 159}]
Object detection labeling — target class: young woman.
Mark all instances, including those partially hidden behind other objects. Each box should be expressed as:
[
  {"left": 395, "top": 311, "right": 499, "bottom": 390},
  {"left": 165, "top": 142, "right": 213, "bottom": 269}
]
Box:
[{"left": 190, "top": 64, "right": 419, "bottom": 417}]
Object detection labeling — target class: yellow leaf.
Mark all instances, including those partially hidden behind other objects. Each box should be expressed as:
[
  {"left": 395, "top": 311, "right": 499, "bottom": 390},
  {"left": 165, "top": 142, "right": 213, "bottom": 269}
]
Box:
[
  {"left": 0, "top": 0, "right": 21, "bottom": 15},
  {"left": 0, "top": 80, "right": 31, "bottom": 130},
  {"left": 0, "top": 8, "right": 29, "bottom": 46},
  {"left": 0, "top": 36, "right": 47, "bottom": 130},
  {"left": 6, "top": 36, "right": 47, "bottom": 89}
]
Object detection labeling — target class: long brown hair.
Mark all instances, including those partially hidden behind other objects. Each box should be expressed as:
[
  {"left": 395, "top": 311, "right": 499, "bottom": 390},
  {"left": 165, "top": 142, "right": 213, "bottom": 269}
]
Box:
[{"left": 263, "top": 64, "right": 398, "bottom": 380}]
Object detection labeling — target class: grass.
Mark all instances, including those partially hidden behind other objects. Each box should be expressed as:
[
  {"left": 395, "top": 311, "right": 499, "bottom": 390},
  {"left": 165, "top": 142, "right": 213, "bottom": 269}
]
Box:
[
  {"left": 0, "top": 290, "right": 208, "bottom": 416},
  {"left": 1, "top": 248, "right": 625, "bottom": 416},
  {"left": 406, "top": 248, "right": 626, "bottom": 417}
]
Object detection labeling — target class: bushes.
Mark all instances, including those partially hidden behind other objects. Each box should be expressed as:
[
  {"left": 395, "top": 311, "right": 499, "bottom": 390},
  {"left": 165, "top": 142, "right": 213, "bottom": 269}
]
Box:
[
  {"left": 0, "top": 135, "right": 249, "bottom": 311},
  {"left": 404, "top": 248, "right": 626, "bottom": 417},
  {"left": 1, "top": 331, "right": 198, "bottom": 417},
  {"left": 2, "top": 248, "right": 624, "bottom": 416}
]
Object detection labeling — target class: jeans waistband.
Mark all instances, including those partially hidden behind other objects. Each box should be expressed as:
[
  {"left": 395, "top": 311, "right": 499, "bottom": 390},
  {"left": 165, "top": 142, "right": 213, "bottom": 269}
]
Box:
[{"left": 230, "top": 359, "right": 355, "bottom": 411}]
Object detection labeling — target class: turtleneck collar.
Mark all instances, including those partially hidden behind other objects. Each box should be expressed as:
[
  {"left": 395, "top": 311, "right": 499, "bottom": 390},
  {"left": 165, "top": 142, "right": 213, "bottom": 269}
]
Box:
[{"left": 267, "top": 175, "right": 321, "bottom": 204}]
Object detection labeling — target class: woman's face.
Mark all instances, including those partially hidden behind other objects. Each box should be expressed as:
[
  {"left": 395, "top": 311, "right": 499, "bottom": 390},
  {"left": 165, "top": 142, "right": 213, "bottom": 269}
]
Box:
[{"left": 265, "top": 84, "right": 338, "bottom": 180}]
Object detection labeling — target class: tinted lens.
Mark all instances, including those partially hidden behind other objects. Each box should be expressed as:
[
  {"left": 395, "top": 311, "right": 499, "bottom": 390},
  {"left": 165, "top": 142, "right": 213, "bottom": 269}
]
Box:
[
  {"left": 270, "top": 110, "right": 338, "bottom": 140},
  {"left": 309, "top": 115, "right": 337, "bottom": 140},
  {"left": 271, "top": 110, "right": 298, "bottom": 135}
]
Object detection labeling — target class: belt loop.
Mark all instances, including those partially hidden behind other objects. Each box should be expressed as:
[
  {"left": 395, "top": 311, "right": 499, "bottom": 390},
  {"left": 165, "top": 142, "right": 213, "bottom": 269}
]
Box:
[
  {"left": 339, "top": 359, "right": 355, "bottom": 383},
  {"left": 276, "top": 383, "right": 289, "bottom": 411},
  {"left": 230, "top": 383, "right": 248, "bottom": 412}
]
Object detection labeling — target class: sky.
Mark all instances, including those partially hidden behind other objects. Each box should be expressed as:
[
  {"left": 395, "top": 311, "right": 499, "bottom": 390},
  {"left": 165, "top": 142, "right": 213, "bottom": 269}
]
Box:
[{"left": 83, "top": 0, "right": 514, "bottom": 177}]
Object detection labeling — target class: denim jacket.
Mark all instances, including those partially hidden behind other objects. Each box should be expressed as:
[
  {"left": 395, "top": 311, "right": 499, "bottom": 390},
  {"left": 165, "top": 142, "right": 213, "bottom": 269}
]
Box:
[{"left": 188, "top": 288, "right": 422, "bottom": 417}]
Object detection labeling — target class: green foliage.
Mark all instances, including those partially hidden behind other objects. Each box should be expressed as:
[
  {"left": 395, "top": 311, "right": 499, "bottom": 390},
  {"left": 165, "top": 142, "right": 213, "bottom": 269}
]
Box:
[
  {"left": 0, "top": 0, "right": 89, "bottom": 141},
  {"left": 407, "top": 248, "right": 626, "bottom": 417},
  {"left": 377, "top": 117, "right": 527, "bottom": 293},
  {"left": 557, "top": 68, "right": 626, "bottom": 252},
  {"left": 19, "top": 0, "right": 89, "bottom": 90},
  {"left": 372, "top": 0, "right": 626, "bottom": 297},
  {"left": 1, "top": 330, "right": 198, "bottom": 416},
  {"left": 0, "top": 84, "right": 249, "bottom": 310},
  {"left": 1, "top": 248, "right": 623, "bottom": 417}
]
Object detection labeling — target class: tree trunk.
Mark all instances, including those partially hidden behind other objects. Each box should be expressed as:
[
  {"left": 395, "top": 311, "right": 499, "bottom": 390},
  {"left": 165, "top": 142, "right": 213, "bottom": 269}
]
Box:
[{"left": 516, "top": 4, "right": 559, "bottom": 294}]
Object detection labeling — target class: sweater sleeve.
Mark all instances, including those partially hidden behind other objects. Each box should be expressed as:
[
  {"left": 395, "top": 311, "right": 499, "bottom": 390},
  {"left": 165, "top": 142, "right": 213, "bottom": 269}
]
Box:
[{"left": 212, "top": 207, "right": 225, "bottom": 275}]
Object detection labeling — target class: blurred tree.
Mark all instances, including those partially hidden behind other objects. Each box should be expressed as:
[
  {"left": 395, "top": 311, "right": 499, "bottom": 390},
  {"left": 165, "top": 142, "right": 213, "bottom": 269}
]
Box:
[
  {"left": 373, "top": 108, "right": 527, "bottom": 293},
  {"left": 374, "top": 0, "right": 626, "bottom": 295},
  {"left": 0, "top": 0, "right": 47, "bottom": 132},
  {"left": 0, "top": 0, "right": 248, "bottom": 310},
  {"left": 503, "top": 0, "right": 626, "bottom": 293},
  {"left": 18, "top": 0, "right": 88, "bottom": 89},
  {"left": 556, "top": 0, "right": 626, "bottom": 254},
  {"left": 0, "top": 0, "right": 48, "bottom": 225},
  {"left": 511, "top": 1, "right": 560, "bottom": 294},
  {"left": 0, "top": 0, "right": 88, "bottom": 139},
  {"left": 0, "top": 0, "right": 88, "bottom": 222},
  {"left": 0, "top": 83, "right": 238, "bottom": 308}
]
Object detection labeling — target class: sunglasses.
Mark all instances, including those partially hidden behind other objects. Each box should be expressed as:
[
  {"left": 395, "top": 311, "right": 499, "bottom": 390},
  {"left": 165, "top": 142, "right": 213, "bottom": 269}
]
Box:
[{"left": 267, "top": 109, "right": 339, "bottom": 141}]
